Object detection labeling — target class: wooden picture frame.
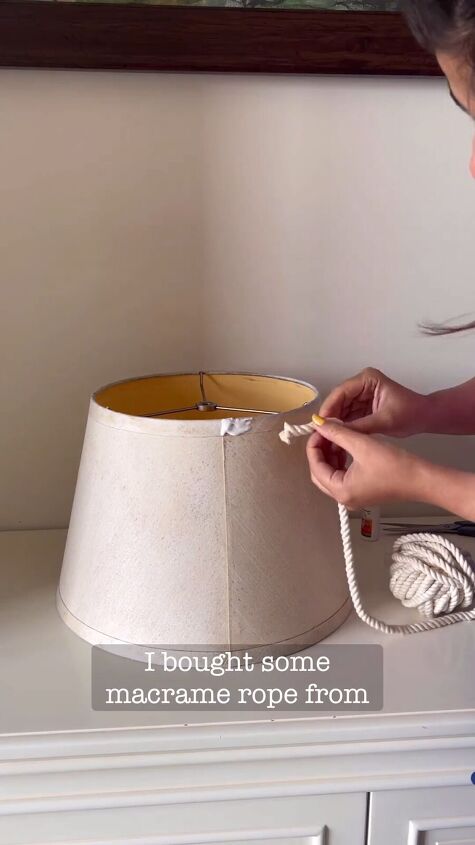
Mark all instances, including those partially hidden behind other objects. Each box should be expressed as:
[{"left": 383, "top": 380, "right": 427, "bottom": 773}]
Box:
[{"left": 0, "top": 2, "right": 441, "bottom": 76}]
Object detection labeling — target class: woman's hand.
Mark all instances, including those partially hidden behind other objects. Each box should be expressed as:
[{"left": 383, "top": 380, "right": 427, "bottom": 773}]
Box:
[
  {"left": 306, "top": 418, "right": 429, "bottom": 509},
  {"left": 319, "top": 367, "right": 429, "bottom": 438}
]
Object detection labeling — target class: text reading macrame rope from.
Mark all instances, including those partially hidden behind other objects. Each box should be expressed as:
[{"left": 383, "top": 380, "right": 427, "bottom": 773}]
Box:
[{"left": 279, "top": 419, "right": 475, "bottom": 635}]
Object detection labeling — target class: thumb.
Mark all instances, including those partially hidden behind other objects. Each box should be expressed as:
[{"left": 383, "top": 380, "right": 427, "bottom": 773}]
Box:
[{"left": 315, "top": 417, "right": 366, "bottom": 457}]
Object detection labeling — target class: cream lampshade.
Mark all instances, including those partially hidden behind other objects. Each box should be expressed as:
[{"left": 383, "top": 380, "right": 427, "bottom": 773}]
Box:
[{"left": 57, "top": 372, "right": 351, "bottom": 658}]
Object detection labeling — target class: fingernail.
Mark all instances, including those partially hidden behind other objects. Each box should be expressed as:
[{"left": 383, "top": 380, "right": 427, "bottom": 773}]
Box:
[{"left": 312, "top": 414, "right": 326, "bottom": 426}]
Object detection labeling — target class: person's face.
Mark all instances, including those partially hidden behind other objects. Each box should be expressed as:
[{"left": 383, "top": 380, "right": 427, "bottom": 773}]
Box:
[{"left": 436, "top": 51, "right": 475, "bottom": 177}]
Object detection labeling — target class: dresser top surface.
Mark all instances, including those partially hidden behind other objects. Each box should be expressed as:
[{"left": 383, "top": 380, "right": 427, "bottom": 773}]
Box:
[{"left": 1, "top": 518, "right": 474, "bottom": 741}]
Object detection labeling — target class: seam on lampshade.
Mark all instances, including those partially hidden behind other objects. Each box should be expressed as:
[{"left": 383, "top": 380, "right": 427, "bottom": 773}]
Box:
[{"left": 221, "top": 436, "right": 231, "bottom": 651}]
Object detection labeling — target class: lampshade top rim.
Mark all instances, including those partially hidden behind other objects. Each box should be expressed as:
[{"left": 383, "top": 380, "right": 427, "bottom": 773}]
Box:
[{"left": 89, "top": 371, "right": 320, "bottom": 436}]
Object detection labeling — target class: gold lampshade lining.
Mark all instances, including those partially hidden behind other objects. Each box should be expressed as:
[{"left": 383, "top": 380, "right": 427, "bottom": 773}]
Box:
[{"left": 94, "top": 373, "right": 316, "bottom": 420}]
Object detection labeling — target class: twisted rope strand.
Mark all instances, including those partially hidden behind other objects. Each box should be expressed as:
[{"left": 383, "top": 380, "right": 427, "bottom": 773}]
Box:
[
  {"left": 279, "top": 420, "right": 318, "bottom": 445},
  {"left": 280, "top": 420, "right": 475, "bottom": 635}
]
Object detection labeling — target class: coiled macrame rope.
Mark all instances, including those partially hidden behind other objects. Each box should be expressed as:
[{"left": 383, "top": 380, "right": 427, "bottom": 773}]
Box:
[{"left": 279, "top": 420, "right": 475, "bottom": 634}]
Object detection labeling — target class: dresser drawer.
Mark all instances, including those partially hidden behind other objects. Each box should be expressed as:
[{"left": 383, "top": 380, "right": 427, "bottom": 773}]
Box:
[
  {"left": 0, "top": 792, "right": 367, "bottom": 845},
  {"left": 368, "top": 786, "right": 475, "bottom": 845}
]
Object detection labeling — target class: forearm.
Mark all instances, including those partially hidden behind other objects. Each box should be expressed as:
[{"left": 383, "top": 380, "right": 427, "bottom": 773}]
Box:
[
  {"left": 424, "top": 377, "right": 475, "bottom": 435},
  {"left": 413, "top": 458, "right": 475, "bottom": 521}
]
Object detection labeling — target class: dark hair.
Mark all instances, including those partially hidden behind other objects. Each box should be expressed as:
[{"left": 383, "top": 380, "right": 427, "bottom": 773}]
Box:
[
  {"left": 401, "top": 0, "right": 475, "bottom": 63},
  {"left": 401, "top": 1, "right": 475, "bottom": 335},
  {"left": 419, "top": 316, "right": 475, "bottom": 336}
]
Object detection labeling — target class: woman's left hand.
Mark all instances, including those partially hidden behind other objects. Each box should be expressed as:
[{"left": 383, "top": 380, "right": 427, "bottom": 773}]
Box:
[{"left": 306, "top": 418, "right": 427, "bottom": 509}]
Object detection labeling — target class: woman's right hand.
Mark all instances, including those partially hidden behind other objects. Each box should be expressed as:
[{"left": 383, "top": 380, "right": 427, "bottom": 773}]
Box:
[{"left": 319, "top": 367, "right": 429, "bottom": 438}]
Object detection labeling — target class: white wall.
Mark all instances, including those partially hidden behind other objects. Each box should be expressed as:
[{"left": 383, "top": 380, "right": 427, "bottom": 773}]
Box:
[
  {"left": 0, "top": 70, "right": 204, "bottom": 529},
  {"left": 2, "top": 69, "right": 475, "bottom": 529},
  {"left": 200, "top": 74, "right": 475, "bottom": 514}
]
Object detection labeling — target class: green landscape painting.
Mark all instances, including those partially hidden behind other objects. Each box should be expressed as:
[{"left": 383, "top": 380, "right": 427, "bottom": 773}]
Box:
[{"left": 36, "top": 0, "right": 399, "bottom": 8}]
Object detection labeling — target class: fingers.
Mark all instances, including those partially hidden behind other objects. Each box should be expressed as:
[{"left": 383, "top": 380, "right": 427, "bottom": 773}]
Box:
[
  {"left": 314, "top": 418, "right": 366, "bottom": 456},
  {"left": 319, "top": 385, "right": 351, "bottom": 420},
  {"left": 333, "top": 442, "right": 348, "bottom": 471},
  {"left": 319, "top": 373, "right": 372, "bottom": 420},
  {"left": 307, "top": 430, "right": 347, "bottom": 472},
  {"left": 306, "top": 436, "right": 346, "bottom": 496}
]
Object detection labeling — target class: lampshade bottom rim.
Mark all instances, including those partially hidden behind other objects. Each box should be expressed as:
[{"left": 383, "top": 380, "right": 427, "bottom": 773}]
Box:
[{"left": 56, "top": 589, "right": 352, "bottom": 662}]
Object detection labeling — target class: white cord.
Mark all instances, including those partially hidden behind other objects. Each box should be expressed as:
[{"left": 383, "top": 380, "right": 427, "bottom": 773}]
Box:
[
  {"left": 279, "top": 421, "right": 317, "bottom": 445},
  {"left": 280, "top": 421, "right": 475, "bottom": 634}
]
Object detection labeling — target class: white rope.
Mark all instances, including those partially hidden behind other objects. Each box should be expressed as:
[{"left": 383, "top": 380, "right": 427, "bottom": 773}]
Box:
[
  {"left": 279, "top": 421, "right": 318, "bottom": 445},
  {"left": 280, "top": 420, "right": 475, "bottom": 634}
]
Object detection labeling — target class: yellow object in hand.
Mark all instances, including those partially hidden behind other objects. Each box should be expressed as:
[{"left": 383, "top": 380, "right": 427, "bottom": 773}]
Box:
[{"left": 312, "top": 414, "right": 326, "bottom": 426}]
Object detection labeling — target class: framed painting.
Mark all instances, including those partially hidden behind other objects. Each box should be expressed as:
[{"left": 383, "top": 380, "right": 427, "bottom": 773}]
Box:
[{"left": 0, "top": 0, "right": 441, "bottom": 75}]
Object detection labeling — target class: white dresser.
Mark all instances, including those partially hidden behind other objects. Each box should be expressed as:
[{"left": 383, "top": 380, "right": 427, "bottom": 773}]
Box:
[{"left": 1, "top": 518, "right": 474, "bottom": 845}]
